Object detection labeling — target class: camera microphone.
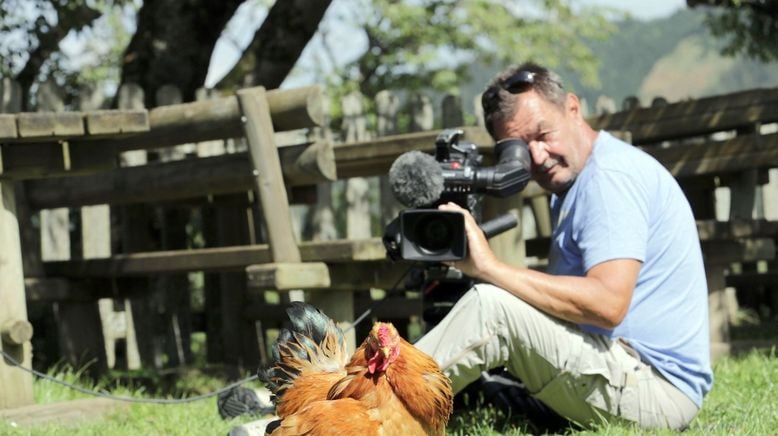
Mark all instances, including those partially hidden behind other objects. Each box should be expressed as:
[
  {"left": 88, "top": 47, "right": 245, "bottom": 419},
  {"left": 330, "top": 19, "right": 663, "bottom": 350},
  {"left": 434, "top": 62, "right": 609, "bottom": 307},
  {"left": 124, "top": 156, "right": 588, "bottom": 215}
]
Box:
[{"left": 388, "top": 150, "right": 445, "bottom": 208}]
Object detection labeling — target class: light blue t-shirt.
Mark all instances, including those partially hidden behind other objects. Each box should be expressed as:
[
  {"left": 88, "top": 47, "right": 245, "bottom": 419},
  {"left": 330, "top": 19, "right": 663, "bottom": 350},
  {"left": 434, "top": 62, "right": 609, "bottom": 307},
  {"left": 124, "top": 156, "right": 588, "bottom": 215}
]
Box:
[{"left": 547, "top": 131, "right": 713, "bottom": 407}]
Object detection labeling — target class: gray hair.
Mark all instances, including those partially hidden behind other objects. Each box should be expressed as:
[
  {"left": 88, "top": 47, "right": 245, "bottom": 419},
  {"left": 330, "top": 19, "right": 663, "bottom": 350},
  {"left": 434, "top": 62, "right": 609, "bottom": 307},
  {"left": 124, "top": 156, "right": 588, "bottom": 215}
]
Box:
[{"left": 481, "top": 62, "right": 566, "bottom": 138}]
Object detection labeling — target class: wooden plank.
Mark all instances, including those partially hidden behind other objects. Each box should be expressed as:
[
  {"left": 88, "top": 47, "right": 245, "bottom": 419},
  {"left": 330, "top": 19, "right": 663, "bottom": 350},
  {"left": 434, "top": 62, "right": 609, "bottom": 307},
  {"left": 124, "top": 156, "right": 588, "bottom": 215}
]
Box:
[
  {"left": 0, "top": 142, "right": 66, "bottom": 179},
  {"left": 726, "top": 271, "right": 778, "bottom": 288},
  {"left": 243, "top": 293, "right": 422, "bottom": 321},
  {"left": 237, "top": 87, "right": 301, "bottom": 263},
  {"left": 24, "top": 278, "right": 111, "bottom": 302},
  {"left": 65, "top": 85, "right": 324, "bottom": 151},
  {"left": 42, "top": 238, "right": 389, "bottom": 278},
  {"left": 0, "top": 398, "right": 130, "bottom": 427},
  {"left": 85, "top": 109, "right": 149, "bottom": 135},
  {"left": 333, "top": 126, "right": 493, "bottom": 179},
  {"left": 588, "top": 88, "right": 778, "bottom": 144},
  {"left": 22, "top": 141, "right": 333, "bottom": 209},
  {"left": 246, "top": 262, "right": 331, "bottom": 290},
  {"left": 703, "top": 239, "right": 775, "bottom": 264},
  {"left": 326, "top": 260, "right": 414, "bottom": 291},
  {"left": 0, "top": 114, "right": 16, "bottom": 140},
  {"left": 525, "top": 235, "right": 775, "bottom": 264},
  {"left": 647, "top": 132, "right": 778, "bottom": 178},
  {"left": 696, "top": 219, "right": 778, "bottom": 240},
  {"left": 16, "top": 112, "right": 84, "bottom": 138}
]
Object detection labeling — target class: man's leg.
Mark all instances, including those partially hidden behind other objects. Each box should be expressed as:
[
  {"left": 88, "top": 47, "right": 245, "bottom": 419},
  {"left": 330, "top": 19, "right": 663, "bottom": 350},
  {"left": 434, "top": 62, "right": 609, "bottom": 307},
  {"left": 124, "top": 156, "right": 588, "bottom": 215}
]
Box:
[{"left": 415, "top": 284, "right": 698, "bottom": 429}]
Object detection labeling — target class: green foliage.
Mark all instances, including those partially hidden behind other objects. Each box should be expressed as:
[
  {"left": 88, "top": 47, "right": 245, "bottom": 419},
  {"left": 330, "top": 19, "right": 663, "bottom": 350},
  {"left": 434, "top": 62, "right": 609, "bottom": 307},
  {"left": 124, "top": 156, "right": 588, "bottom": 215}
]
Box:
[
  {"left": 700, "top": 1, "right": 778, "bottom": 62},
  {"left": 0, "top": 0, "right": 136, "bottom": 108},
  {"left": 314, "top": 0, "right": 615, "bottom": 113}
]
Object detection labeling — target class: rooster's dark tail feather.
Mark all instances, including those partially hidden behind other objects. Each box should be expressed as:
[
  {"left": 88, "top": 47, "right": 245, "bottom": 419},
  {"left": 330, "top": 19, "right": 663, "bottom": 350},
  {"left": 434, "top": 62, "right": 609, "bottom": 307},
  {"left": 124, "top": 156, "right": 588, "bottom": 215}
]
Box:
[{"left": 258, "top": 302, "right": 348, "bottom": 402}]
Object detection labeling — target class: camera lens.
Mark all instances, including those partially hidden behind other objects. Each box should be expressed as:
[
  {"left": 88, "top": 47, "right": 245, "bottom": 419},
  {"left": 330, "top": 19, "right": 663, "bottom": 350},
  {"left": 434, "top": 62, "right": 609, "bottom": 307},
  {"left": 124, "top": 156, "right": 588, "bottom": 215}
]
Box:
[{"left": 415, "top": 214, "right": 453, "bottom": 253}]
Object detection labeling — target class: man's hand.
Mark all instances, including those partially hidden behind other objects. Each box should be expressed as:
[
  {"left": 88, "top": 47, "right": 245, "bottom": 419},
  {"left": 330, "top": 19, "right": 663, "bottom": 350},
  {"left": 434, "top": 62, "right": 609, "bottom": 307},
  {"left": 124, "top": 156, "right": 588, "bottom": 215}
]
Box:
[
  {"left": 437, "top": 202, "right": 639, "bottom": 330},
  {"left": 437, "top": 202, "right": 498, "bottom": 279}
]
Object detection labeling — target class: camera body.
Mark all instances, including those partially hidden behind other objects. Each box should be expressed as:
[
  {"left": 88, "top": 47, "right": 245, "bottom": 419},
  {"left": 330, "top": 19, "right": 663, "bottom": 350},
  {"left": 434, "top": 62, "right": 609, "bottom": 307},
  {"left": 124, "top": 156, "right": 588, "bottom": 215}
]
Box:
[{"left": 383, "top": 128, "right": 531, "bottom": 262}]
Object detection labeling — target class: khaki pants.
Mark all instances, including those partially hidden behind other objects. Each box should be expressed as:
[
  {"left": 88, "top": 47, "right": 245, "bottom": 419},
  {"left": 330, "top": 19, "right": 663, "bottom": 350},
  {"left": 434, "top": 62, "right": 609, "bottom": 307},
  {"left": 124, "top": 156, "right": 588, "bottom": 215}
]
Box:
[{"left": 415, "top": 284, "right": 699, "bottom": 430}]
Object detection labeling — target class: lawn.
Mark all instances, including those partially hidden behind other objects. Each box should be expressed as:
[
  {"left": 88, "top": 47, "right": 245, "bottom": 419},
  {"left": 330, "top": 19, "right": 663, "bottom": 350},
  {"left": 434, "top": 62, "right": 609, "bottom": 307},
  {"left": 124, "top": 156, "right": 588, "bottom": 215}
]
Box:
[{"left": 1, "top": 348, "right": 776, "bottom": 435}]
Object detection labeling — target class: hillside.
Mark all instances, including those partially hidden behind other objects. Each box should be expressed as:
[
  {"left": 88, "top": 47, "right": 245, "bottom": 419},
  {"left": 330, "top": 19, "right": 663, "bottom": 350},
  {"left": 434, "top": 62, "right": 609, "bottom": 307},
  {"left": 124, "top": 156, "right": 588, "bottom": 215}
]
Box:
[
  {"left": 575, "top": 8, "right": 778, "bottom": 109},
  {"left": 461, "top": 7, "right": 778, "bottom": 117}
]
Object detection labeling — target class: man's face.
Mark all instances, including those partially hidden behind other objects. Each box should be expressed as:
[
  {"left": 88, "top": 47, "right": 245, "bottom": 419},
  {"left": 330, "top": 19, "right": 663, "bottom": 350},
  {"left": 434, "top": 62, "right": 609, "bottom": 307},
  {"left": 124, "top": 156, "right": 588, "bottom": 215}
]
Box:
[{"left": 493, "top": 90, "right": 590, "bottom": 193}]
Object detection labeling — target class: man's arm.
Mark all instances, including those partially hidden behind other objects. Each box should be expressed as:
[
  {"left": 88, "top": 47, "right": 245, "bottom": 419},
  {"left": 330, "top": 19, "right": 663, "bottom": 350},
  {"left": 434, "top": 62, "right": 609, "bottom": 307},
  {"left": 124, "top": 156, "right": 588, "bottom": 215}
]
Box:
[{"left": 440, "top": 202, "right": 639, "bottom": 330}]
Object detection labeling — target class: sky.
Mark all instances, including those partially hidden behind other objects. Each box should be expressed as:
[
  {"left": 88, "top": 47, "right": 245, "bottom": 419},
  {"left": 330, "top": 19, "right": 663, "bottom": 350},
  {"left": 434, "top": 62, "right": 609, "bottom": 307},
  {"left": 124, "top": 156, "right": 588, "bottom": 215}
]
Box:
[{"left": 203, "top": 0, "right": 688, "bottom": 89}]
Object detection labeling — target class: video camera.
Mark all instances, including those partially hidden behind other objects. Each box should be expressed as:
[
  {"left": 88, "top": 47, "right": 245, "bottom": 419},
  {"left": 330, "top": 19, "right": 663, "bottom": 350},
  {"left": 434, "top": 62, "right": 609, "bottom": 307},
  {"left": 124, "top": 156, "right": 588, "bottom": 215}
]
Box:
[{"left": 382, "top": 128, "right": 532, "bottom": 262}]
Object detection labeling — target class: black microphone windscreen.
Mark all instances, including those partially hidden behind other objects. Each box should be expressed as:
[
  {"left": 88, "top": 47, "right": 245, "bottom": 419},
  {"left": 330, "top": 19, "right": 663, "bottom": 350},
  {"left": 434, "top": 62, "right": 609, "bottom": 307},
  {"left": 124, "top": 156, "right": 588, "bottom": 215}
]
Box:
[{"left": 388, "top": 151, "right": 444, "bottom": 207}]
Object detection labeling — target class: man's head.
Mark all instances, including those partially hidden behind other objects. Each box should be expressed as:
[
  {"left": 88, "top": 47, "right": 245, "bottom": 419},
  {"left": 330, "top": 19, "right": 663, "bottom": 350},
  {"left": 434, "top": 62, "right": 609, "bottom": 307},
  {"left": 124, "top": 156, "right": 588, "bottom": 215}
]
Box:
[{"left": 482, "top": 63, "right": 597, "bottom": 193}]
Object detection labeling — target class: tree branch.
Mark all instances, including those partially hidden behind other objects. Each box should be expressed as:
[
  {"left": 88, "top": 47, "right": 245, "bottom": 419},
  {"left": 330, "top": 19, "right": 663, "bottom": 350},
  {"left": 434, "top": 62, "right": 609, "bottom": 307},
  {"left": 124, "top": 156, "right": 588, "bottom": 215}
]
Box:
[{"left": 215, "top": 0, "right": 333, "bottom": 90}]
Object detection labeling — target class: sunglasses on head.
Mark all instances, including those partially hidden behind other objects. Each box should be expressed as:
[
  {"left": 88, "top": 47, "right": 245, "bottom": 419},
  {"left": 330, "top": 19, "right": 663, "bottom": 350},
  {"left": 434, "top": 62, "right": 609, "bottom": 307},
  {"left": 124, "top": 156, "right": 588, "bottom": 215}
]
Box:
[{"left": 502, "top": 70, "right": 538, "bottom": 94}]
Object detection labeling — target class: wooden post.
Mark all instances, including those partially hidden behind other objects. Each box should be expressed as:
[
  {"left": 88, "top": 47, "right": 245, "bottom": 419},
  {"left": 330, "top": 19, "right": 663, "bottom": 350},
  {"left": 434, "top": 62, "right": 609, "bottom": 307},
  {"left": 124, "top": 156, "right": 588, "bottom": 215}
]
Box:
[
  {"left": 216, "top": 195, "right": 261, "bottom": 374},
  {"left": 0, "top": 78, "right": 35, "bottom": 407},
  {"left": 43, "top": 84, "right": 109, "bottom": 376},
  {"left": 237, "top": 86, "right": 306, "bottom": 364},
  {"left": 237, "top": 87, "right": 301, "bottom": 261},
  {"left": 194, "top": 87, "right": 230, "bottom": 365},
  {"left": 237, "top": 86, "right": 345, "bottom": 351},
  {"left": 117, "top": 83, "right": 158, "bottom": 369},
  {"left": 0, "top": 178, "right": 35, "bottom": 408},
  {"left": 79, "top": 124, "right": 140, "bottom": 373},
  {"left": 376, "top": 90, "right": 403, "bottom": 226},
  {"left": 152, "top": 85, "right": 192, "bottom": 367}
]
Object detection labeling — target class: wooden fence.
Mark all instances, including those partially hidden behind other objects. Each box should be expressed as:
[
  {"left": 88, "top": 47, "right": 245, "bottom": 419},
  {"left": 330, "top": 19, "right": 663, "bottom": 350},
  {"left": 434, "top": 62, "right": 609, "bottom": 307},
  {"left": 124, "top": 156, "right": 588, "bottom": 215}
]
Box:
[{"left": 2, "top": 75, "right": 778, "bottom": 410}]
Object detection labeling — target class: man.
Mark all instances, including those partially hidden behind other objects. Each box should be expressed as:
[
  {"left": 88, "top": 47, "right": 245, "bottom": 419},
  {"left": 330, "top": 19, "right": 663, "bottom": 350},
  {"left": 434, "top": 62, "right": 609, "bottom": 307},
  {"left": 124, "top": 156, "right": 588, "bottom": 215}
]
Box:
[{"left": 415, "top": 62, "right": 713, "bottom": 430}]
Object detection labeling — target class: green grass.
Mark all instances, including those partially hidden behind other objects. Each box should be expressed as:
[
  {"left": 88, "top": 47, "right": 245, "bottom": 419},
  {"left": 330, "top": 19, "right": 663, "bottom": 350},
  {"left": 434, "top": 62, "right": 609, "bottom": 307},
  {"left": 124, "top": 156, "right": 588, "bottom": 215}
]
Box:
[{"left": 2, "top": 349, "right": 777, "bottom": 435}]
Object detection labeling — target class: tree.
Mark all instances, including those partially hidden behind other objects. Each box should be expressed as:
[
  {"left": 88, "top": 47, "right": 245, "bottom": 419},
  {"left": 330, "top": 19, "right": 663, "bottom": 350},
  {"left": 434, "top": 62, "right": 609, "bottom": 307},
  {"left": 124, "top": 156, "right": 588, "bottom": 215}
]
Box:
[
  {"left": 1, "top": 0, "right": 612, "bottom": 111},
  {"left": 688, "top": 0, "right": 778, "bottom": 62},
  {"left": 278, "top": 0, "right": 615, "bottom": 122},
  {"left": 0, "top": 0, "right": 333, "bottom": 107},
  {"left": 0, "top": 0, "right": 116, "bottom": 109},
  {"left": 122, "top": 0, "right": 333, "bottom": 105}
]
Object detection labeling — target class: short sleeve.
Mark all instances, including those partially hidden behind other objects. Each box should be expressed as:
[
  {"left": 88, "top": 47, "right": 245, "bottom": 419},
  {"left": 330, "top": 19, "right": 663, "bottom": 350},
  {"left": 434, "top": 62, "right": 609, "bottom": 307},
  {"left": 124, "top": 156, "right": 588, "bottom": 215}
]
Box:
[{"left": 572, "top": 168, "right": 649, "bottom": 272}]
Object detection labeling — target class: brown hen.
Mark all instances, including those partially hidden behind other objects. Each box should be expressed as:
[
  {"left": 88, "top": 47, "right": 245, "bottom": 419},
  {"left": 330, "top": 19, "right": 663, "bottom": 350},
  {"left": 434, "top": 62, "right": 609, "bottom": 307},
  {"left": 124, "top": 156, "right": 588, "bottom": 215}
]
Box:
[{"left": 259, "top": 302, "right": 453, "bottom": 435}]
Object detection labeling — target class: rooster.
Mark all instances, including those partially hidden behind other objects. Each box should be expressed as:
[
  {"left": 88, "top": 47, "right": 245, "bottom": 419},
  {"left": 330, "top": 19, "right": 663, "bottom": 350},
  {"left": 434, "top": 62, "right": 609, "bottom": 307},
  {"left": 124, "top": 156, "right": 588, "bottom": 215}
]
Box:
[{"left": 259, "top": 302, "right": 453, "bottom": 435}]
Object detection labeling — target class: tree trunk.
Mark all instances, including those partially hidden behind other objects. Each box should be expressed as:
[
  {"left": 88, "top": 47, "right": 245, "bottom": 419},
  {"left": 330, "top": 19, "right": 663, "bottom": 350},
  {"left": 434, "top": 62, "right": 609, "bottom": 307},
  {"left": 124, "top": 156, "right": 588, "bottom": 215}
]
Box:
[
  {"left": 216, "top": 0, "right": 334, "bottom": 89},
  {"left": 119, "top": 0, "right": 244, "bottom": 106}
]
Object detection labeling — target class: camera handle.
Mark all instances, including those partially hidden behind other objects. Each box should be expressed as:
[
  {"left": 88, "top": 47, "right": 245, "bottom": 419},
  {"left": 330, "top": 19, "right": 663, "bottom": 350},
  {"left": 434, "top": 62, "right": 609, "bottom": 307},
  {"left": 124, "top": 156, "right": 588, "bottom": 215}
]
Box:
[{"left": 480, "top": 212, "right": 518, "bottom": 239}]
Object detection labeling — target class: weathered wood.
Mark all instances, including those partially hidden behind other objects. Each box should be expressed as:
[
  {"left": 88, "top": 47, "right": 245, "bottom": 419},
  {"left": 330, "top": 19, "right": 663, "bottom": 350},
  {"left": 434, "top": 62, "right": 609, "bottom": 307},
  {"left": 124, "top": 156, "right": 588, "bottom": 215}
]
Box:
[
  {"left": 0, "top": 114, "right": 15, "bottom": 139},
  {"left": 67, "top": 85, "right": 324, "bottom": 152},
  {"left": 0, "top": 179, "right": 34, "bottom": 408},
  {"left": 1, "top": 320, "right": 33, "bottom": 345},
  {"left": 726, "top": 271, "right": 778, "bottom": 288},
  {"left": 85, "top": 109, "right": 149, "bottom": 136},
  {"left": 696, "top": 219, "right": 778, "bottom": 240},
  {"left": 648, "top": 132, "right": 778, "bottom": 178},
  {"left": 244, "top": 293, "right": 422, "bottom": 321},
  {"left": 588, "top": 88, "right": 778, "bottom": 145},
  {"left": 333, "top": 127, "right": 493, "bottom": 179},
  {"left": 702, "top": 238, "right": 775, "bottom": 264},
  {"left": 213, "top": 194, "right": 261, "bottom": 374},
  {"left": 0, "top": 142, "right": 66, "bottom": 178},
  {"left": 23, "top": 141, "right": 334, "bottom": 210},
  {"left": 237, "top": 86, "right": 301, "bottom": 263},
  {"left": 526, "top": 235, "right": 775, "bottom": 264},
  {"left": 0, "top": 398, "right": 130, "bottom": 427},
  {"left": 43, "top": 238, "right": 388, "bottom": 277},
  {"left": 24, "top": 278, "right": 109, "bottom": 302},
  {"left": 16, "top": 112, "right": 84, "bottom": 138},
  {"left": 246, "top": 262, "right": 331, "bottom": 290}
]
